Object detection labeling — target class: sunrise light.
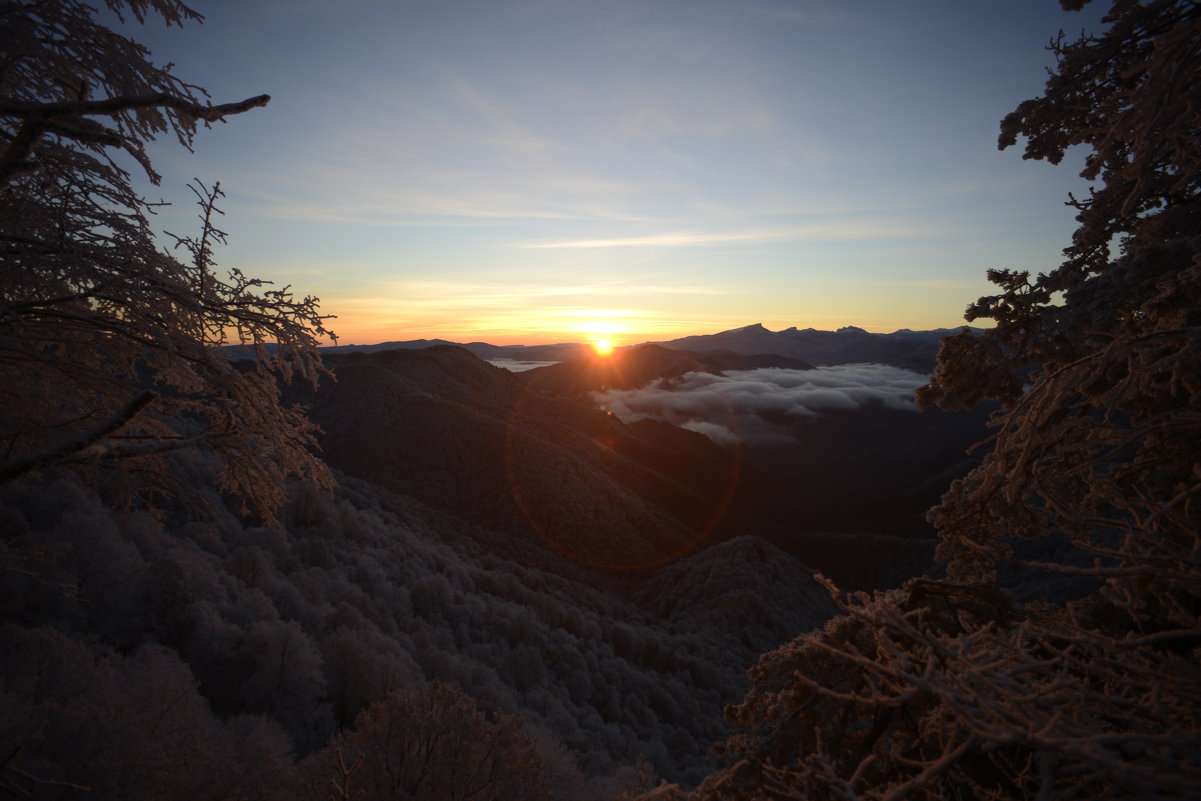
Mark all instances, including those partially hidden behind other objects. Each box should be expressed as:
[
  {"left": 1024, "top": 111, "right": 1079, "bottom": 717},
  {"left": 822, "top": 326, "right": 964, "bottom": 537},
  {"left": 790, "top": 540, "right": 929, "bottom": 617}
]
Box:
[{"left": 590, "top": 337, "right": 614, "bottom": 356}]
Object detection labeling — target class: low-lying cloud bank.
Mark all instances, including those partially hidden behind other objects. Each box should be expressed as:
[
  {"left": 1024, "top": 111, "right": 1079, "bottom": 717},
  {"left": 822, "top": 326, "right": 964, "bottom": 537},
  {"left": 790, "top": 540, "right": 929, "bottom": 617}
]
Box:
[{"left": 592, "top": 365, "right": 929, "bottom": 444}]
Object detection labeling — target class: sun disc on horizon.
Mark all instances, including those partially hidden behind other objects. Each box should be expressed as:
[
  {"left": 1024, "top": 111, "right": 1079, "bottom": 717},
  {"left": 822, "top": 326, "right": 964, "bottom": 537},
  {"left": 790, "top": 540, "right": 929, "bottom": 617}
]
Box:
[{"left": 591, "top": 337, "right": 614, "bottom": 356}]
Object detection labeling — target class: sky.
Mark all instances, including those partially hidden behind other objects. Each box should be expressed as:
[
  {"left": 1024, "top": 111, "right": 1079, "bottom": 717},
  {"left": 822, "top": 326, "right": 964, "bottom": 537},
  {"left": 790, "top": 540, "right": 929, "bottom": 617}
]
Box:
[{"left": 125, "top": 0, "right": 1107, "bottom": 346}]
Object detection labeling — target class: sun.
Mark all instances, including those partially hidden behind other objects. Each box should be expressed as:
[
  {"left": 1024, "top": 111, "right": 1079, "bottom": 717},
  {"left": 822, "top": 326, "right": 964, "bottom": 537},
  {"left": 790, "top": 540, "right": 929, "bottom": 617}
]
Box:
[{"left": 590, "top": 337, "right": 614, "bottom": 356}]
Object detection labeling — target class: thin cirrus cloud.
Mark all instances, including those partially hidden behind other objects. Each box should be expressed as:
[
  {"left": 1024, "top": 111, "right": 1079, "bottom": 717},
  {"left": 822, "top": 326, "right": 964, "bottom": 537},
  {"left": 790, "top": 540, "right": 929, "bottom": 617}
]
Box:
[
  {"left": 228, "top": 63, "right": 916, "bottom": 239},
  {"left": 238, "top": 157, "right": 652, "bottom": 226},
  {"left": 325, "top": 278, "right": 742, "bottom": 342},
  {"left": 592, "top": 365, "right": 928, "bottom": 445},
  {"left": 248, "top": 190, "right": 598, "bottom": 226},
  {"left": 514, "top": 220, "right": 936, "bottom": 249},
  {"left": 376, "top": 279, "right": 734, "bottom": 303},
  {"left": 230, "top": 69, "right": 678, "bottom": 226}
]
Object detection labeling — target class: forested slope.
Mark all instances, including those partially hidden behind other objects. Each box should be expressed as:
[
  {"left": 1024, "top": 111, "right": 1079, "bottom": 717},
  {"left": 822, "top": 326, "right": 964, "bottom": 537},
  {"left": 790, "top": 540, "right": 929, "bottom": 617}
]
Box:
[{"left": 1, "top": 456, "right": 838, "bottom": 796}]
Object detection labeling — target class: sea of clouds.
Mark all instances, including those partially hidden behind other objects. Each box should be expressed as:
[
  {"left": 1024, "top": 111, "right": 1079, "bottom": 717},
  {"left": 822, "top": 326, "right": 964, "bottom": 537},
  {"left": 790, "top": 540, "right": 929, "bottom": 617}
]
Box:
[{"left": 591, "top": 364, "right": 929, "bottom": 445}]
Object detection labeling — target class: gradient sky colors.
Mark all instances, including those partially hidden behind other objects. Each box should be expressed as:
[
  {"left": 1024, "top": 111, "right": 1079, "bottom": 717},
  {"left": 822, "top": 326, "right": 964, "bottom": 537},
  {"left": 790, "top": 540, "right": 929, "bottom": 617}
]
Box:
[{"left": 127, "top": 0, "right": 1106, "bottom": 346}]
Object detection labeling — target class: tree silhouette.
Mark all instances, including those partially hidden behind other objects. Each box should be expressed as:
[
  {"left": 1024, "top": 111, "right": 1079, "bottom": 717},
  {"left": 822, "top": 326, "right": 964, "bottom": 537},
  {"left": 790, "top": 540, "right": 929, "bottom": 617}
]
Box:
[
  {"left": 304, "top": 682, "right": 550, "bottom": 801},
  {"left": 918, "top": 0, "right": 1200, "bottom": 598},
  {"left": 0, "top": 0, "right": 334, "bottom": 521},
  {"left": 686, "top": 2, "right": 1201, "bottom": 798}
]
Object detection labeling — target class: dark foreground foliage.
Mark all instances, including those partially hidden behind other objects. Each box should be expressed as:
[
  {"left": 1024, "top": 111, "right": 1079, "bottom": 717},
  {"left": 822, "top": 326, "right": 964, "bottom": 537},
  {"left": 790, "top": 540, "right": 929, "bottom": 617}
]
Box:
[
  {"left": 667, "top": 1, "right": 1201, "bottom": 799},
  {"left": 0, "top": 0, "right": 334, "bottom": 522}
]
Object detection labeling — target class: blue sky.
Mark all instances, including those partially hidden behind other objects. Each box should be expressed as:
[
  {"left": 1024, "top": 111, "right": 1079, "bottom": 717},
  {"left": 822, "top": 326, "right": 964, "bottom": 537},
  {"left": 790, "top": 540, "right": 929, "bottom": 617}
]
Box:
[{"left": 127, "top": 0, "right": 1106, "bottom": 345}]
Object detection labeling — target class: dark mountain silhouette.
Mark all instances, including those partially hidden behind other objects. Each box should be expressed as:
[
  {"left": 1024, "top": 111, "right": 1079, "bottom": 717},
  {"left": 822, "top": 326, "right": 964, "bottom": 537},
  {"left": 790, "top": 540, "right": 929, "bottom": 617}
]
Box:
[
  {"left": 519, "top": 344, "right": 813, "bottom": 397},
  {"left": 729, "top": 402, "right": 995, "bottom": 560},
  {"left": 326, "top": 339, "right": 591, "bottom": 363},
  {"left": 656, "top": 323, "right": 976, "bottom": 372},
  {"left": 224, "top": 339, "right": 590, "bottom": 363},
  {"left": 692, "top": 348, "right": 815, "bottom": 372},
  {"left": 224, "top": 324, "right": 965, "bottom": 373},
  {"left": 285, "top": 346, "right": 746, "bottom": 570},
  {"left": 285, "top": 344, "right": 989, "bottom": 589}
]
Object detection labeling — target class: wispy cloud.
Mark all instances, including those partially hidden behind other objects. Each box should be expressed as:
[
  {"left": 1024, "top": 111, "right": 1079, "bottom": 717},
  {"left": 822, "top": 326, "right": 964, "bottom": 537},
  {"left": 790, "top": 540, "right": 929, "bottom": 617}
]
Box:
[
  {"left": 371, "top": 278, "right": 734, "bottom": 301},
  {"left": 230, "top": 68, "right": 681, "bottom": 226},
  {"left": 239, "top": 159, "right": 654, "bottom": 226},
  {"left": 870, "top": 278, "right": 989, "bottom": 290},
  {"left": 615, "top": 97, "right": 777, "bottom": 140},
  {"left": 514, "top": 220, "right": 937, "bottom": 249},
  {"left": 440, "top": 71, "right": 568, "bottom": 156}
]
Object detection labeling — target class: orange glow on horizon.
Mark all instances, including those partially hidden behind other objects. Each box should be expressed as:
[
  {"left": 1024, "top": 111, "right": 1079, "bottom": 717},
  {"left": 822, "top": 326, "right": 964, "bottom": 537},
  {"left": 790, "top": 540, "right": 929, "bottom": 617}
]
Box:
[
  {"left": 314, "top": 310, "right": 953, "bottom": 349},
  {"left": 590, "top": 337, "right": 614, "bottom": 356}
]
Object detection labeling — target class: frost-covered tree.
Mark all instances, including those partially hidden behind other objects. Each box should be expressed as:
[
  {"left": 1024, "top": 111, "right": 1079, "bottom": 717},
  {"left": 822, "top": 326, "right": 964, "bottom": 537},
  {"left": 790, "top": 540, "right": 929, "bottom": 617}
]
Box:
[
  {"left": 680, "top": 2, "right": 1201, "bottom": 799},
  {"left": 917, "top": 0, "right": 1200, "bottom": 603},
  {"left": 0, "top": 625, "right": 298, "bottom": 800},
  {"left": 0, "top": 0, "right": 334, "bottom": 521},
  {"left": 303, "top": 682, "right": 550, "bottom": 801}
]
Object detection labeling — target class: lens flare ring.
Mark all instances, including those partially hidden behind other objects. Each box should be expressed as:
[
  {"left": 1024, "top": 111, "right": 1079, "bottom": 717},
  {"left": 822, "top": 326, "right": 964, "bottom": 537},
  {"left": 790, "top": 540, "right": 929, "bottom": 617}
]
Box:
[{"left": 503, "top": 378, "right": 742, "bottom": 569}]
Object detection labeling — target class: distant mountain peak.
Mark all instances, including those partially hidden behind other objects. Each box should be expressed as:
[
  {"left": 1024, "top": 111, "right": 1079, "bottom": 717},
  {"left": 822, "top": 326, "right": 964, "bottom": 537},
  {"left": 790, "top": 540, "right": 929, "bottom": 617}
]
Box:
[{"left": 655, "top": 323, "right": 966, "bottom": 372}]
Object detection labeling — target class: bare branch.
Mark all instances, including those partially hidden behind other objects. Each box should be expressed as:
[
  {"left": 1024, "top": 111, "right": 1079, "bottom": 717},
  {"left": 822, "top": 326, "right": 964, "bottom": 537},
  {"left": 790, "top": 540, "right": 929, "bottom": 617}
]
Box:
[
  {"left": 0, "top": 91, "right": 271, "bottom": 122},
  {"left": 0, "top": 391, "right": 156, "bottom": 484}
]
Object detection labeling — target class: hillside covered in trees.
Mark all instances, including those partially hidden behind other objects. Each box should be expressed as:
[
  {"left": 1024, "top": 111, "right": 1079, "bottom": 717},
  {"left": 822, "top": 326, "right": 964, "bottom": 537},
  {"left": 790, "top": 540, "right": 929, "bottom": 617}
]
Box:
[{"left": 3, "top": 1, "right": 1200, "bottom": 799}]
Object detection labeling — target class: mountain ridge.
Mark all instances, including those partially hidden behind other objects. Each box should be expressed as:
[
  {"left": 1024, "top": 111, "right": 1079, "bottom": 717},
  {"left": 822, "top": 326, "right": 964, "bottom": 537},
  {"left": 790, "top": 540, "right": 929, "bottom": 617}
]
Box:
[
  {"left": 517, "top": 344, "right": 815, "bottom": 397},
  {"left": 283, "top": 346, "right": 750, "bottom": 570},
  {"left": 652, "top": 324, "right": 981, "bottom": 372},
  {"left": 223, "top": 324, "right": 976, "bottom": 372}
]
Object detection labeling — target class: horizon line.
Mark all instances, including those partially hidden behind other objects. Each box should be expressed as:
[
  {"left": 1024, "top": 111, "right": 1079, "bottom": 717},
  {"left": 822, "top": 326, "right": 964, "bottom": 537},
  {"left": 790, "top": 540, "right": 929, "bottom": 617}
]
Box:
[{"left": 300, "top": 322, "right": 978, "bottom": 351}]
